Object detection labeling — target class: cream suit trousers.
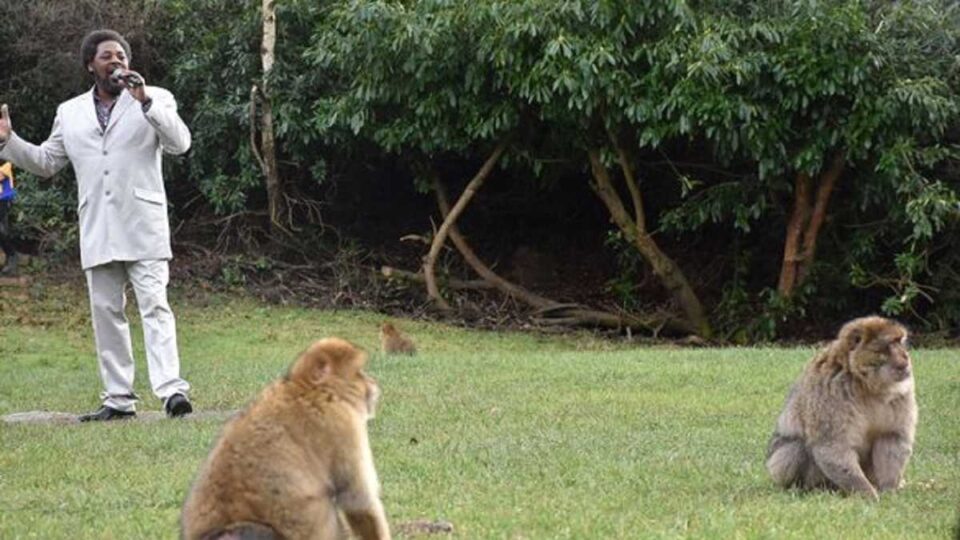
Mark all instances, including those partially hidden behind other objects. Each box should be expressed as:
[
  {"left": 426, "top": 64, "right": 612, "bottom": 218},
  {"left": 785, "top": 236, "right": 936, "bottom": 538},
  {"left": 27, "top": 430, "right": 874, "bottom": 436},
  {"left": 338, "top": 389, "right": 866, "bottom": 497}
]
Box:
[{"left": 84, "top": 259, "right": 189, "bottom": 411}]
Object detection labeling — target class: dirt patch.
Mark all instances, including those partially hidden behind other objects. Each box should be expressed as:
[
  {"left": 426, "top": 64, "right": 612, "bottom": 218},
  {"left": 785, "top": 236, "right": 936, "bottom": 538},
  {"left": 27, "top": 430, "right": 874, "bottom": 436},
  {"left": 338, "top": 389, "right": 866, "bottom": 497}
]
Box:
[{"left": 2, "top": 409, "right": 237, "bottom": 425}]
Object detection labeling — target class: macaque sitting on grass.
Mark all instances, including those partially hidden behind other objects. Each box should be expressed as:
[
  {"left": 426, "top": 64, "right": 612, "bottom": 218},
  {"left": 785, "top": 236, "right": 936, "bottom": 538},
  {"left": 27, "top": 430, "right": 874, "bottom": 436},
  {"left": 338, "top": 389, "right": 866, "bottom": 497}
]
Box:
[
  {"left": 181, "top": 338, "right": 390, "bottom": 539},
  {"left": 766, "top": 316, "right": 917, "bottom": 501},
  {"left": 379, "top": 322, "right": 416, "bottom": 356}
]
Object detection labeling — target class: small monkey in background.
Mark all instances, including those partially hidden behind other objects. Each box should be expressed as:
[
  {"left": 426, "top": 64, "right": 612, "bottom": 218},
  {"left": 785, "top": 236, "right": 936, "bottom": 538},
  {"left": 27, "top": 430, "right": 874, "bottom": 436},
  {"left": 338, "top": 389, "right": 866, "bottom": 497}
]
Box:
[
  {"left": 380, "top": 322, "right": 416, "bottom": 356},
  {"left": 766, "top": 316, "right": 917, "bottom": 501},
  {"left": 181, "top": 338, "right": 390, "bottom": 540}
]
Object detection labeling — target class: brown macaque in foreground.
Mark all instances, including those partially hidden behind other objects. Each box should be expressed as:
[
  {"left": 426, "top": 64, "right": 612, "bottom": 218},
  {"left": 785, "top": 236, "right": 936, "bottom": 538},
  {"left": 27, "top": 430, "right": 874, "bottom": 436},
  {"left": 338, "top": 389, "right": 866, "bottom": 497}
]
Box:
[
  {"left": 766, "top": 316, "right": 917, "bottom": 501},
  {"left": 379, "top": 322, "right": 416, "bottom": 356},
  {"left": 181, "top": 338, "right": 390, "bottom": 540}
]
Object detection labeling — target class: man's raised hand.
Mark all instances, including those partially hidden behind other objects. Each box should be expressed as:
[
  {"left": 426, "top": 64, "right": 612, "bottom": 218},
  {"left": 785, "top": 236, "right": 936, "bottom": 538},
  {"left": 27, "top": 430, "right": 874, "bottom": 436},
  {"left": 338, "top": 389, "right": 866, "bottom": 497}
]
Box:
[{"left": 0, "top": 104, "right": 11, "bottom": 143}]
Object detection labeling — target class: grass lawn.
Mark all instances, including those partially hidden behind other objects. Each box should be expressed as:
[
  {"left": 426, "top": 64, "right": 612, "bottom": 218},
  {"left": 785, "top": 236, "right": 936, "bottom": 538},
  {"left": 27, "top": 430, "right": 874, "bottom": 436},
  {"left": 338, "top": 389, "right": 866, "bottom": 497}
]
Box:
[{"left": 1, "top": 279, "right": 958, "bottom": 539}]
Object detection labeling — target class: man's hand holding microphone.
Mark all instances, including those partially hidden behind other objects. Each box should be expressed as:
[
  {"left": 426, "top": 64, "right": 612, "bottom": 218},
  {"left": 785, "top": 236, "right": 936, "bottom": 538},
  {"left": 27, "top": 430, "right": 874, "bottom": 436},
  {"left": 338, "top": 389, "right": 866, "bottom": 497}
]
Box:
[{"left": 111, "top": 68, "right": 148, "bottom": 103}]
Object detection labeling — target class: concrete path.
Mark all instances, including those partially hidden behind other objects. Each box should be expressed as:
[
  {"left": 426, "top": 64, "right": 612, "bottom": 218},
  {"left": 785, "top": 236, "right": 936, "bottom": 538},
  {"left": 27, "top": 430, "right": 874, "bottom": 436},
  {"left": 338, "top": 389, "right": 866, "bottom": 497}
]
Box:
[{"left": 2, "top": 409, "right": 237, "bottom": 425}]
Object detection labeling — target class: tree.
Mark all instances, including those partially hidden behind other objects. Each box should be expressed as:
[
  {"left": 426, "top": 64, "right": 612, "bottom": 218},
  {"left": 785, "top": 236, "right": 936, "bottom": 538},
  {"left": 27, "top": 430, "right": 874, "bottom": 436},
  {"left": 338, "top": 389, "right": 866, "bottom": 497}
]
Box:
[
  {"left": 656, "top": 0, "right": 959, "bottom": 324},
  {"left": 310, "top": 0, "right": 712, "bottom": 336},
  {"left": 161, "top": 0, "right": 333, "bottom": 228},
  {"left": 256, "top": 0, "right": 286, "bottom": 233}
]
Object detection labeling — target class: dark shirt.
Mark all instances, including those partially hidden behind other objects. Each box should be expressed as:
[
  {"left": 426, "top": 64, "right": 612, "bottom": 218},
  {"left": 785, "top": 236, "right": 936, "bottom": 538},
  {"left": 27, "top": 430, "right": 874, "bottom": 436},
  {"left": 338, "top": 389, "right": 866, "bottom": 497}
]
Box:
[
  {"left": 93, "top": 91, "right": 153, "bottom": 132},
  {"left": 93, "top": 92, "right": 116, "bottom": 131}
]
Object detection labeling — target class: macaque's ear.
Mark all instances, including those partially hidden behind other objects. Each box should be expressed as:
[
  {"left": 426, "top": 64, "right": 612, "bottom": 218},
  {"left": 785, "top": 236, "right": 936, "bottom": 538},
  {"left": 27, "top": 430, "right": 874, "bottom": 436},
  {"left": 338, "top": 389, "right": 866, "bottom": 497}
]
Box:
[
  {"left": 846, "top": 328, "right": 863, "bottom": 348},
  {"left": 326, "top": 338, "right": 367, "bottom": 376},
  {"left": 287, "top": 346, "right": 333, "bottom": 386},
  {"left": 837, "top": 318, "right": 870, "bottom": 351},
  {"left": 287, "top": 338, "right": 365, "bottom": 386}
]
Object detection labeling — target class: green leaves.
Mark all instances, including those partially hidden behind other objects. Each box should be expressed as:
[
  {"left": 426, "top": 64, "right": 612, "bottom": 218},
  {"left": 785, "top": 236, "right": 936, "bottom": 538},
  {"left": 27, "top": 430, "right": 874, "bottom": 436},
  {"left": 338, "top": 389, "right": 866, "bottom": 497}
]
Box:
[
  {"left": 301, "top": 0, "right": 960, "bottom": 333},
  {"left": 156, "top": 0, "right": 960, "bottom": 334},
  {"left": 308, "top": 0, "right": 697, "bottom": 156}
]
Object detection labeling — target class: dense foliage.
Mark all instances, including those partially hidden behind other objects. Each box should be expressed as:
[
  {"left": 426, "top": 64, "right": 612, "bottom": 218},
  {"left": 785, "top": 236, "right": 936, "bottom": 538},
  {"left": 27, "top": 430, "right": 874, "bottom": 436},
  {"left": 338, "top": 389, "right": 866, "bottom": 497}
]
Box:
[{"left": 1, "top": 0, "right": 958, "bottom": 339}]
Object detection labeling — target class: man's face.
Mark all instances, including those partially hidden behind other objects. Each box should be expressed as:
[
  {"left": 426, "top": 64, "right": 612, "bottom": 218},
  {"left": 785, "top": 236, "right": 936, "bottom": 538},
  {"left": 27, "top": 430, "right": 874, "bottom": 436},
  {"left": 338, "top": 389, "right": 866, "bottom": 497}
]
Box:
[{"left": 88, "top": 40, "right": 129, "bottom": 96}]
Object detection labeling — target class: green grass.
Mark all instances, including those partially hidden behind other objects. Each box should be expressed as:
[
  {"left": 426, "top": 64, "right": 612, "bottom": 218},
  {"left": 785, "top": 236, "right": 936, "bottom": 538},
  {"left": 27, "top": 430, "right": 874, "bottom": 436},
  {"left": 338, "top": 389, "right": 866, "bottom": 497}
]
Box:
[{"left": 1, "top": 282, "right": 958, "bottom": 539}]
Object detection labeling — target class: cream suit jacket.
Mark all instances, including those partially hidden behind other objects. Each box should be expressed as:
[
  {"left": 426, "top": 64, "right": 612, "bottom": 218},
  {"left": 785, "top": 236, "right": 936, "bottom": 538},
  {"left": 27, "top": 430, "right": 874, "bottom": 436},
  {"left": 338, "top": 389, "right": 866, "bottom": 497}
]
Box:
[{"left": 0, "top": 86, "right": 190, "bottom": 269}]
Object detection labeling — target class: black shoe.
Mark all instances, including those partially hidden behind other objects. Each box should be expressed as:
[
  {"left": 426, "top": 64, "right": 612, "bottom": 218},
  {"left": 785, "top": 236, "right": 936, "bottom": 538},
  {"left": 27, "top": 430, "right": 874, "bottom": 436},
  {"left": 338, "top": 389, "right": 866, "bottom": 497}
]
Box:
[
  {"left": 78, "top": 405, "right": 136, "bottom": 422},
  {"left": 165, "top": 393, "right": 193, "bottom": 418}
]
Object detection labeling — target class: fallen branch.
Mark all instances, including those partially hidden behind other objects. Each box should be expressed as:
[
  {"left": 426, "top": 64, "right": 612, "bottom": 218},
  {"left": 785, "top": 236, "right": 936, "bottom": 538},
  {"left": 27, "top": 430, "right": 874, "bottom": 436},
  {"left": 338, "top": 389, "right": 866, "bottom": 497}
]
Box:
[
  {"left": 531, "top": 304, "right": 695, "bottom": 337},
  {"left": 381, "top": 266, "right": 494, "bottom": 291}
]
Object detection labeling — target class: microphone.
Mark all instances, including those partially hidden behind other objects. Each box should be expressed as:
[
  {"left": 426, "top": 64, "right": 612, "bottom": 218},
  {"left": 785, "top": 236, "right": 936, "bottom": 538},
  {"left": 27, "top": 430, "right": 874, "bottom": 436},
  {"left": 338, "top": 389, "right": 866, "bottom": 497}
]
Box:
[{"left": 110, "top": 68, "right": 144, "bottom": 88}]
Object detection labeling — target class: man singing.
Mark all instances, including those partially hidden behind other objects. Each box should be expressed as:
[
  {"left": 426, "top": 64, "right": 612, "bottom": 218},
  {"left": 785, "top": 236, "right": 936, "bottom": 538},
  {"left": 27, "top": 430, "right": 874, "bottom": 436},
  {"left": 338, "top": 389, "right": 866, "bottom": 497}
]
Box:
[{"left": 0, "top": 29, "right": 193, "bottom": 421}]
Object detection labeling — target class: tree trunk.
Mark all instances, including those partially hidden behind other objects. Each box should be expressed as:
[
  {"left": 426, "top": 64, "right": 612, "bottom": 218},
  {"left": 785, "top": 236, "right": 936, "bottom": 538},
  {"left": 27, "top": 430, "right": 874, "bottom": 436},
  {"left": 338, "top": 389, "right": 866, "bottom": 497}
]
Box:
[
  {"left": 777, "top": 172, "right": 812, "bottom": 296},
  {"left": 778, "top": 153, "right": 845, "bottom": 296},
  {"left": 249, "top": 85, "right": 266, "bottom": 173},
  {"left": 587, "top": 148, "right": 712, "bottom": 338},
  {"left": 422, "top": 142, "right": 506, "bottom": 310},
  {"left": 260, "top": 0, "right": 284, "bottom": 234}
]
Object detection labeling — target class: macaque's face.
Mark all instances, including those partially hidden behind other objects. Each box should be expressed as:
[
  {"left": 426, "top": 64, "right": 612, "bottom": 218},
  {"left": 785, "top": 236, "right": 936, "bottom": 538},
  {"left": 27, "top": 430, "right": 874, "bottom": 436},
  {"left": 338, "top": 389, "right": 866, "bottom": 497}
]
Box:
[
  {"left": 88, "top": 40, "right": 129, "bottom": 96},
  {"left": 853, "top": 328, "right": 913, "bottom": 387},
  {"left": 871, "top": 335, "right": 913, "bottom": 385}
]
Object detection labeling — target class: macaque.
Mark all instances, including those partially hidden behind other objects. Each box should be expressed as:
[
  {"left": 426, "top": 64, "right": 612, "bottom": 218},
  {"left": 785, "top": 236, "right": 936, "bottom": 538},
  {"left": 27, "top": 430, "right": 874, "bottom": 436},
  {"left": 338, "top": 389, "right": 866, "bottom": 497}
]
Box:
[
  {"left": 181, "top": 338, "right": 390, "bottom": 540},
  {"left": 379, "top": 322, "right": 416, "bottom": 356},
  {"left": 766, "top": 316, "right": 917, "bottom": 501}
]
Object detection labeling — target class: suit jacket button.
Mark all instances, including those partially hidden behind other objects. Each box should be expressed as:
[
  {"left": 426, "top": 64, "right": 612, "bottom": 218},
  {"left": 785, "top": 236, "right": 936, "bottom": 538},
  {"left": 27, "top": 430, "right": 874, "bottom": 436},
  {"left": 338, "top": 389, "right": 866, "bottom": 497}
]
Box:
[
  {"left": 105, "top": 190, "right": 111, "bottom": 197},
  {"left": 104, "top": 170, "right": 109, "bottom": 175},
  {"left": 102, "top": 150, "right": 108, "bottom": 155}
]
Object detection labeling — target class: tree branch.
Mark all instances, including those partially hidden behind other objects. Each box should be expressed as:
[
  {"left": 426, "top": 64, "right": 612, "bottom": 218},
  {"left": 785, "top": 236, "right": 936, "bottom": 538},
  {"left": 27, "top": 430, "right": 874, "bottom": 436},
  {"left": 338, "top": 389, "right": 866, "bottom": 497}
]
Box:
[
  {"left": 422, "top": 141, "right": 506, "bottom": 310},
  {"left": 588, "top": 149, "right": 641, "bottom": 241},
  {"left": 381, "top": 266, "right": 494, "bottom": 290},
  {"left": 588, "top": 148, "right": 711, "bottom": 337},
  {"left": 433, "top": 175, "right": 556, "bottom": 309},
  {"left": 607, "top": 130, "right": 646, "bottom": 229},
  {"left": 798, "top": 152, "right": 845, "bottom": 283}
]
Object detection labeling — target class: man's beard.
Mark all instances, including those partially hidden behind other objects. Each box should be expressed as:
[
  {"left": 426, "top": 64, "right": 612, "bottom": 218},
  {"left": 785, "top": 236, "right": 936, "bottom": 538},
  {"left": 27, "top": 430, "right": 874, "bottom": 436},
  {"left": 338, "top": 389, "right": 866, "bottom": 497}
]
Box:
[{"left": 95, "top": 73, "right": 124, "bottom": 96}]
